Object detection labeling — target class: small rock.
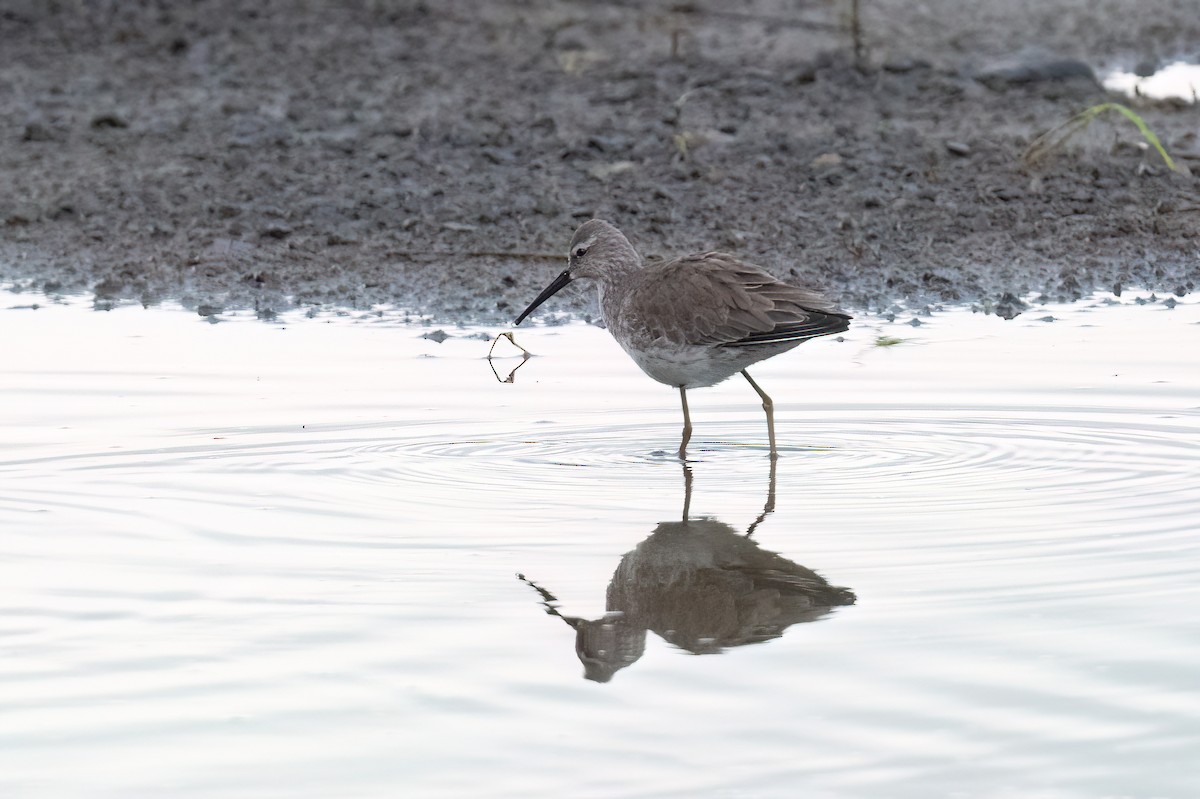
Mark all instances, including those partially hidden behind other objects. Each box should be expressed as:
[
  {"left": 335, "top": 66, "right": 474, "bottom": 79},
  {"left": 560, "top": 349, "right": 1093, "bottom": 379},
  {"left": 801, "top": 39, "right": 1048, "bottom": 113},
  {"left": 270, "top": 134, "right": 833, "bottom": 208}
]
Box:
[
  {"left": 1133, "top": 58, "right": 1158, "bottom": 78},
  {"left": 994, "top": 293, "right": 1029, "bottom": 320},
  {"left": 587, "top": 161, "right": 636, "bottom": 180},
  {"left": 442, "top": 222, "right": 478, "bottom": 232},
  {"left": 945, "top": 140, "right": 971, "bottom": 156},
  {"left": 810, "top": 152, "right": 842, "bottom": 168},
  {"left": 91, "top": 113, "right": 129, "bottom": 129},
  {"left": 482, "top": 148, "right": 516, "bottom": 165},
  {"left": 22, "top": 122, "right": 59, "bottom": 142},
  {"left": 881, "top": 58, "right": 930, "bottom": 73},
  {"left": 975, "top": 57, "right": 1097, "bottom": 90},
  {"left": 587, "top": 134, "right": 632, "bottom": 153},
  {"left": 782, "top": 65, "right": 817, "bottom": 85},
  {"left": 588, "top": 158, "right": 638, "bottom": 178},
  {"left": 422, "top": 329, "right": 450, "bottom": 343}
]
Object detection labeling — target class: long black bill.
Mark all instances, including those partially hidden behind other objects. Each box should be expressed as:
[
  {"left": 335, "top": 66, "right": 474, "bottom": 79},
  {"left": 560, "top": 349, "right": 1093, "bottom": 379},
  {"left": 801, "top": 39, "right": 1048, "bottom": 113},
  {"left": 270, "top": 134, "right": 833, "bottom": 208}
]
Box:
[{"left": 514, "top": 269, "right": 573, "bottom": 325}]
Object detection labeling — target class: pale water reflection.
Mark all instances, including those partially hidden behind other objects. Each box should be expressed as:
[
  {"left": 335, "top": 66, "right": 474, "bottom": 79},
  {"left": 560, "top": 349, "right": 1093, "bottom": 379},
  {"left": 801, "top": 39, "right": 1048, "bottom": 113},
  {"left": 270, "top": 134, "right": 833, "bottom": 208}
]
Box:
[
  {"left": 520, "top": 463, "right": 856, "bottom": 682},
  {"left": 1, "top": 288, "right": 1198, "bottom": 798}
]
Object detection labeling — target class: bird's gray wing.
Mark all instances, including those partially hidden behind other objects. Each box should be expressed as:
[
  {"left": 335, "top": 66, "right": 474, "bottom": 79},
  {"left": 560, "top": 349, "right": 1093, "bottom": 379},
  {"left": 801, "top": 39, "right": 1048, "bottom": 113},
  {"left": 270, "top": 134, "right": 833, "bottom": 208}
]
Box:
[{"left": 627, "top": 252, "right": 851, "bottom": 347}]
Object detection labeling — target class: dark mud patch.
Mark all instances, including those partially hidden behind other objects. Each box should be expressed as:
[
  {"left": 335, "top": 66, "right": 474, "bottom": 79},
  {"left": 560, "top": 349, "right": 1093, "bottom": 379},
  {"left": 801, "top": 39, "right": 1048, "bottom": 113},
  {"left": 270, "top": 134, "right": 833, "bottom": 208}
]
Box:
[{"left": 1, "top": 1, "right": 1198, "bottom": 322}]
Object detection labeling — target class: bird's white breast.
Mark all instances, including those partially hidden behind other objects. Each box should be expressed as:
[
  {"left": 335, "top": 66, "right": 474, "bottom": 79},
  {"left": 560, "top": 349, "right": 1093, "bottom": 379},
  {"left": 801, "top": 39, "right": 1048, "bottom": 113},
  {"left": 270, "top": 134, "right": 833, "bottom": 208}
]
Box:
[{"left": 619, "top": 337, "right": 746, "bottom": 389}]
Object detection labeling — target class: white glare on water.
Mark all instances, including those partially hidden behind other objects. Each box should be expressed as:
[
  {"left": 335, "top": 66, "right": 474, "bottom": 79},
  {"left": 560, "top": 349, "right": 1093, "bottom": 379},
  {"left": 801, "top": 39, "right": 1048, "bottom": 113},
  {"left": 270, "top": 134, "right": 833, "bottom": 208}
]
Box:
[{"left": 1104, "top": 60, "right": 1200, "bottom": 102}]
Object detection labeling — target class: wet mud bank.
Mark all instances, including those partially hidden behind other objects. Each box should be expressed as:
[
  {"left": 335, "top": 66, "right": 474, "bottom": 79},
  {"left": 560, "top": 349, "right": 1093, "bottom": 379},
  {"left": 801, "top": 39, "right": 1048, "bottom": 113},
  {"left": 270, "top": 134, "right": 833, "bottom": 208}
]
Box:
[{"left": 2, "top": 0, "right": 1198, "bottom": 322}]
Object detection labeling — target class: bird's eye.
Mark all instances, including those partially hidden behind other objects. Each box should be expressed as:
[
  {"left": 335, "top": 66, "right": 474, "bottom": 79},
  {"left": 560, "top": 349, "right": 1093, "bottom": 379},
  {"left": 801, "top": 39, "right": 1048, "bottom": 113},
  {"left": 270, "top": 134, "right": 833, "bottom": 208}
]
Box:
[{"left": 573, "top": 246, "right": 588, "bottom": 258}]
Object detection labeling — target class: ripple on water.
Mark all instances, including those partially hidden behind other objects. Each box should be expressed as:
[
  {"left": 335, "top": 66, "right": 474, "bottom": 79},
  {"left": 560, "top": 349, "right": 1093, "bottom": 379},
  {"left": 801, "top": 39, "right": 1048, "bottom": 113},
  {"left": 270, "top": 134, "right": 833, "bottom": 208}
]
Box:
[
  {"left": 328, "top": 403, "right": 1198, "bottom": 519},
  {"left": 5, "top": 402, "right": 1195, "bottom": 524}
]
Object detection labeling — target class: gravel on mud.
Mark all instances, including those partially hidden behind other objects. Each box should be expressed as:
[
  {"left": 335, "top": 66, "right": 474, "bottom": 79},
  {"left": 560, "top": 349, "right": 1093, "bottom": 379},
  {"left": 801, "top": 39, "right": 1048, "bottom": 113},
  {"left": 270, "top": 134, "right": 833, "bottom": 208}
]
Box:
[{"left": 2, "top": 0, "right": 1198, "bottom": 322}]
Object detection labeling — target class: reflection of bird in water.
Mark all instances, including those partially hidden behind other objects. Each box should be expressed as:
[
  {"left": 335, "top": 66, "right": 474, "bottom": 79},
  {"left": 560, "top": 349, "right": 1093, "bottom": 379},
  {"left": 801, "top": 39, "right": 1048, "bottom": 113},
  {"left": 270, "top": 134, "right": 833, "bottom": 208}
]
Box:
[{"left": 520, "top": 463, "right": 855, "bottom": 682}]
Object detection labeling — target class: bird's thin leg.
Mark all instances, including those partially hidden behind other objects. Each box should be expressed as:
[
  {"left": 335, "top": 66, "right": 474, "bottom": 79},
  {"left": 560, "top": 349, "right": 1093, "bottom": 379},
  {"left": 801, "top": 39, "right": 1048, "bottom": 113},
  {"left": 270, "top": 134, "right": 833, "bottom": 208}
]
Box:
[
  {"left": 741, "top": 370, "right": 777, "bottom": 460},
  {"left": 678, "top": 386, "right": 692, "bottom": 460},
  {"left": 746, "top": 456, "right": 777, "bottom": 538},
  {"left": 681, "top": 463, "right": 693, "bottom": 522}
]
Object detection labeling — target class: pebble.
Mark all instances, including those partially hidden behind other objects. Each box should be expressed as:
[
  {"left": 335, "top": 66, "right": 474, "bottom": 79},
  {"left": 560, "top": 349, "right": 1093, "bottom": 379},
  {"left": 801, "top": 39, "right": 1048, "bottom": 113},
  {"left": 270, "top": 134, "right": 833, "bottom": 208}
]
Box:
[
  {"left": 993, "top": 292, "right": 1029, "bottom": 320},
  {"left": 587, "top": 161, "right": 636, "bottom": 180},
  {"left": 91, "top": 113, "right": 129, "bottom": 129},
  {"left": 22, "top": 122, "right": 61, "bottom": 141},
  {"left": 975, "top": 57, "right": 1097, "bottom": 90}
]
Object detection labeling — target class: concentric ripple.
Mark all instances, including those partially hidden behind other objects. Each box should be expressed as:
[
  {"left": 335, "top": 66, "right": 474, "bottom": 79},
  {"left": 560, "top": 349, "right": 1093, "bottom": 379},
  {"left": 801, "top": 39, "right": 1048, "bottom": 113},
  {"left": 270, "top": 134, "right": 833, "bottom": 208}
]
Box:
[
  {"left": 240, "top": 403, "right": 1199, "bottom": 502},
  {"left": 7, "top": 401, "right": 1194, "bottom": 539}
]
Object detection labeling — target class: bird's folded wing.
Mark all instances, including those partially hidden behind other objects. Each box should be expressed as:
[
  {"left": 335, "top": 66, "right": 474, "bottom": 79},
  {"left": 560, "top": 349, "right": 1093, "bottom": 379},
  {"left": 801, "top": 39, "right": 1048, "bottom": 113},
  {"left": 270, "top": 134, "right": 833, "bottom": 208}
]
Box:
[{"left": 628, "top": 252, "right": 850, "bottom": 347}]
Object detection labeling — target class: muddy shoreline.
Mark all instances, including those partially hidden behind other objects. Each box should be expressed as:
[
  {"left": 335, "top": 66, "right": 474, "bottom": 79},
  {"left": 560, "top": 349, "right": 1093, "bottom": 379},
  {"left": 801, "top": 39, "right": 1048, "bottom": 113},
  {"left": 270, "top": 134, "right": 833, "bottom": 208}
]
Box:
[{"left": 2, "top": 1, "right": 1198, "bottom": 322}]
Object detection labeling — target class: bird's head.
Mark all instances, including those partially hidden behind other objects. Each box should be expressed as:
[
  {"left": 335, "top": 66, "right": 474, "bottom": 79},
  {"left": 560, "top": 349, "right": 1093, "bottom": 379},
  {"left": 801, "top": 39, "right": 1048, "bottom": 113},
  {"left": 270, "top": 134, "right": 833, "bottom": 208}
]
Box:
[{"left": 514, "top": 219, "right": 638, "bottom": 325}]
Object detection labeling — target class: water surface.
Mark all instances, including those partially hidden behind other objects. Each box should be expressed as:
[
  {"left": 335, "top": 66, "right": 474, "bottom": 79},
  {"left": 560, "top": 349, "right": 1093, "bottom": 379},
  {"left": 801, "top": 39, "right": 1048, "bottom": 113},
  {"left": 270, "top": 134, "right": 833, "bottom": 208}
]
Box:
[{"left": 2, "top": 290, "right": 1198, "bottom": 798}]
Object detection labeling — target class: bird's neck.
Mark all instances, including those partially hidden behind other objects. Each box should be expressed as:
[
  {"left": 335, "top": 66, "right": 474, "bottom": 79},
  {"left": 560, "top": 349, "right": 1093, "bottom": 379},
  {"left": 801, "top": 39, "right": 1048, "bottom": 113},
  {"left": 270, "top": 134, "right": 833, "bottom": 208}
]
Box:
[{"left": 596, "top": 257, "right": 643, "bottom": 326}]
